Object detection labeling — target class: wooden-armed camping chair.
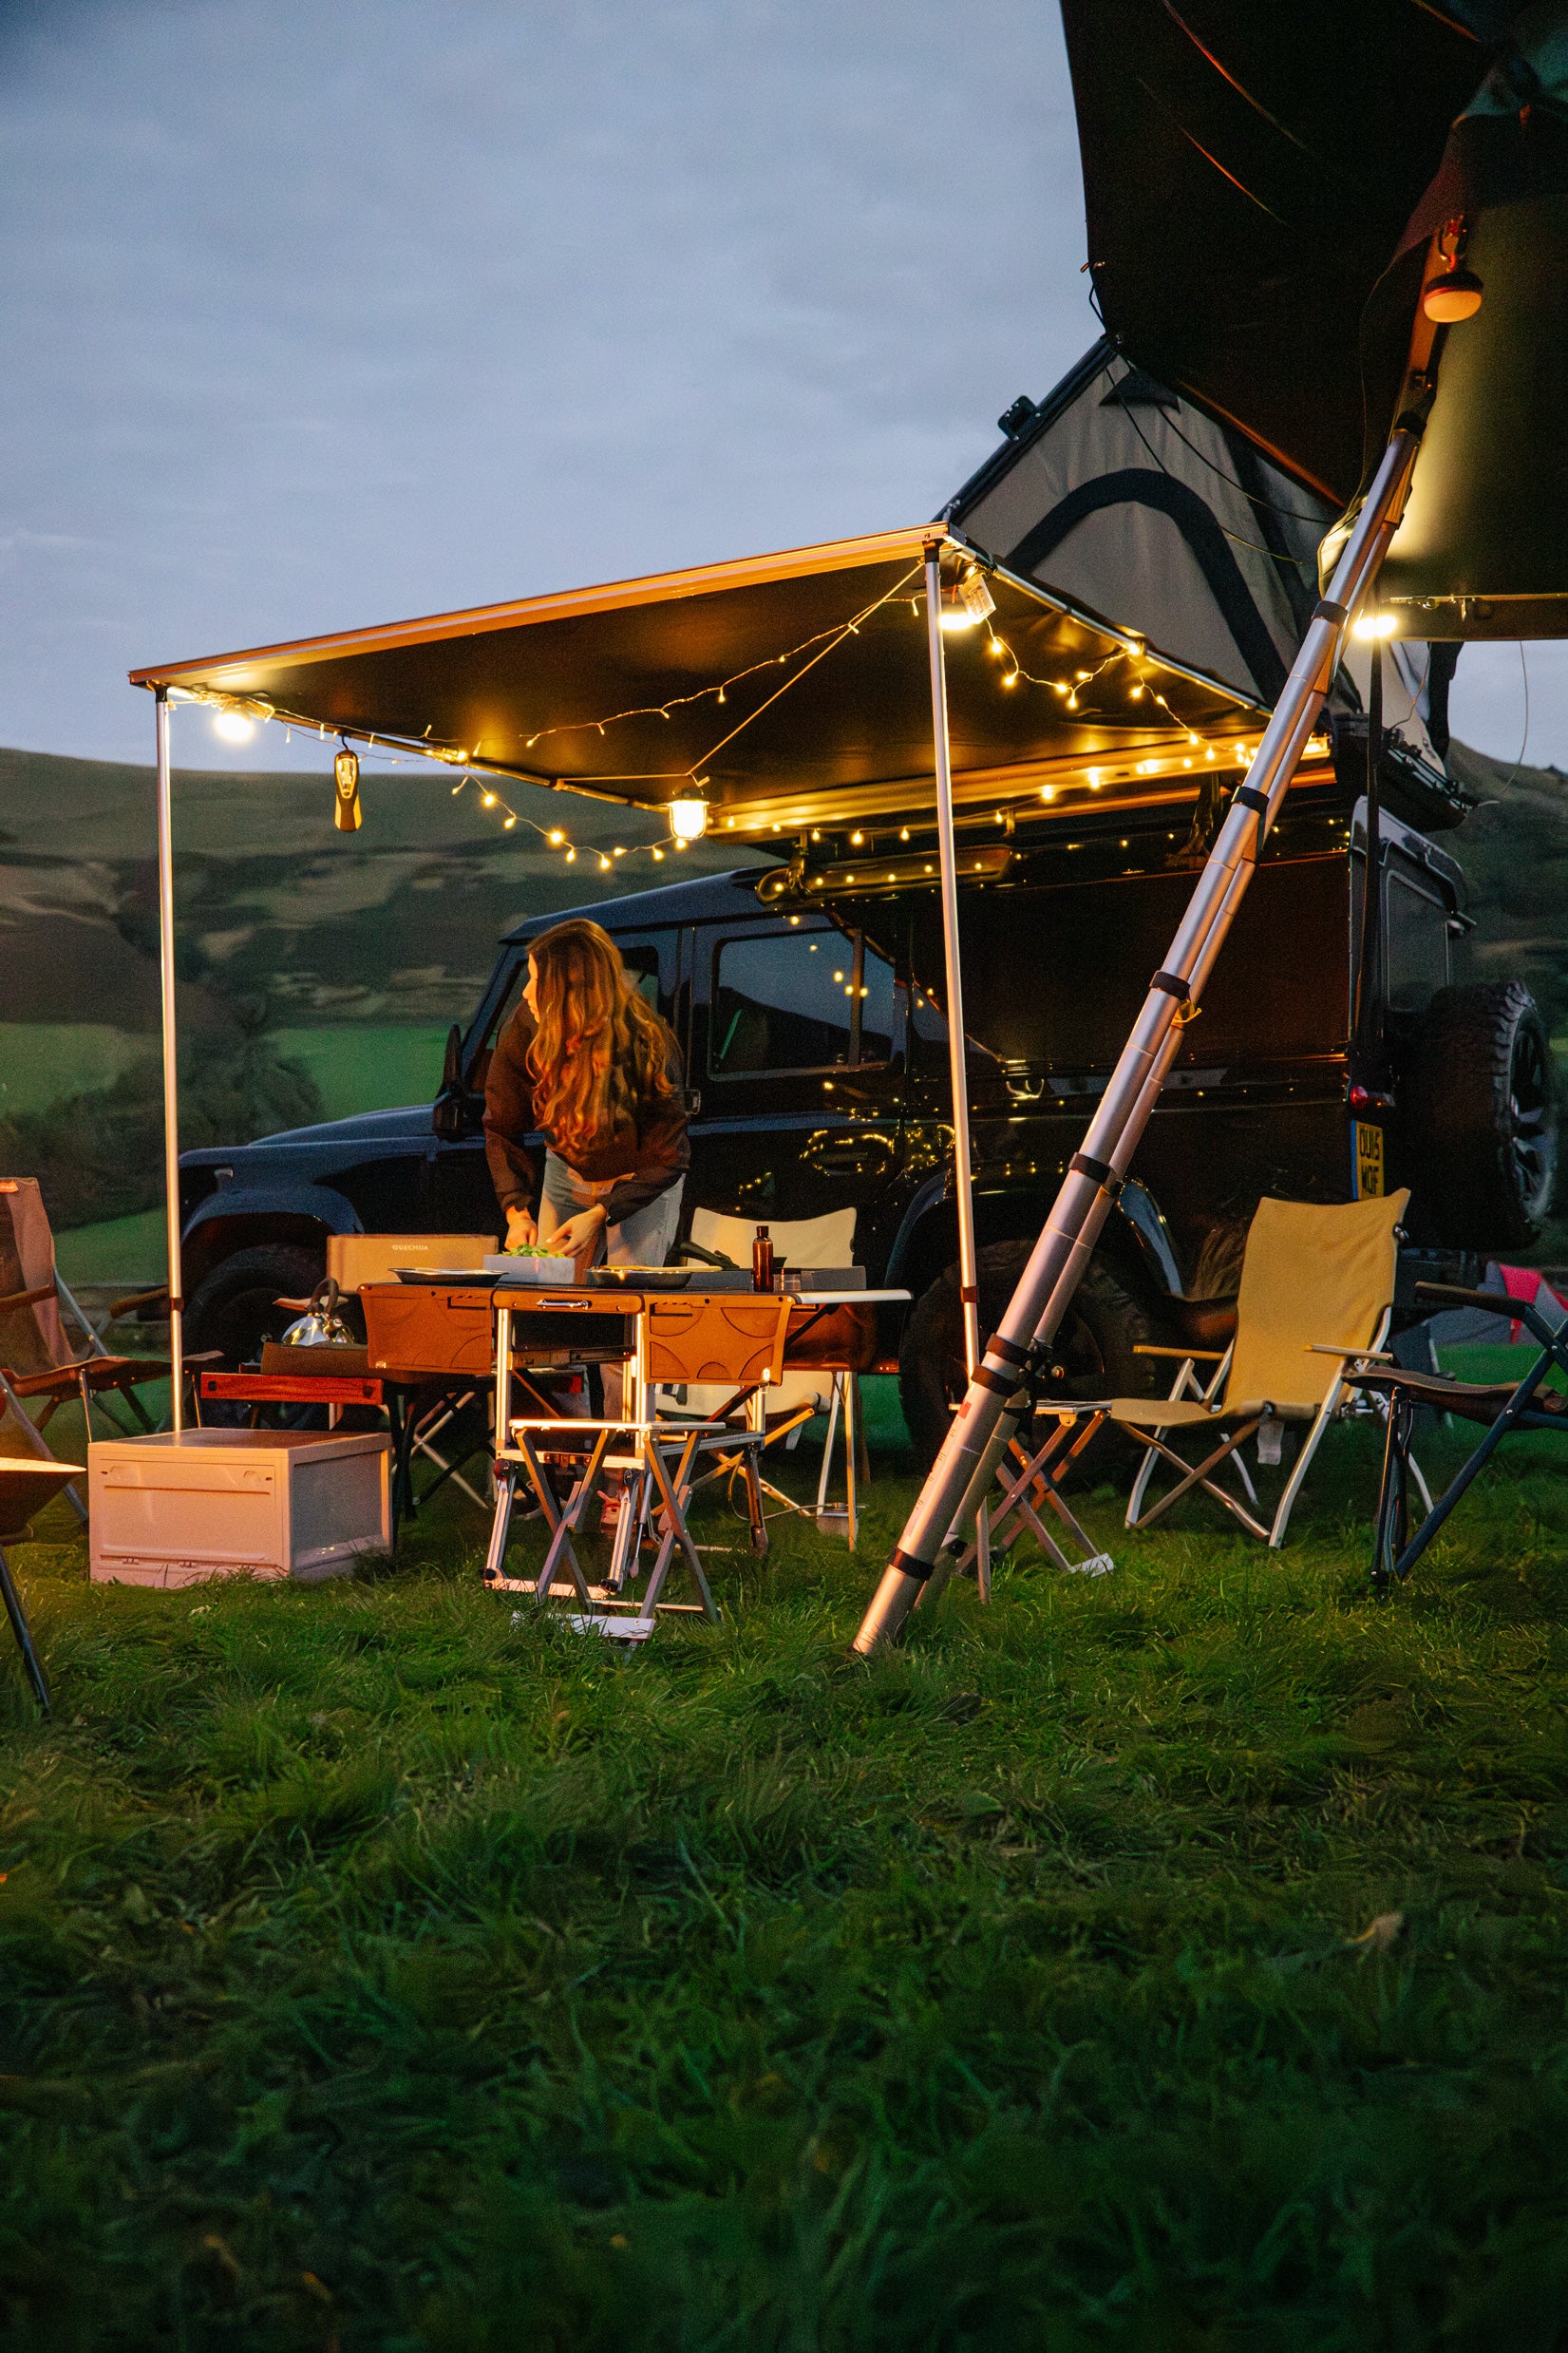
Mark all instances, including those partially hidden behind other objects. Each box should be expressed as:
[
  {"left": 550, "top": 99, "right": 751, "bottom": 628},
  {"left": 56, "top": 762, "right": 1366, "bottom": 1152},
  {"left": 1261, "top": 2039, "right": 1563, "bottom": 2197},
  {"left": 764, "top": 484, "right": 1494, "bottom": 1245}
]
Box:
[
  {"left": 0, "top": 1179, "right": 211, "bottom": 1516},
  {"left": 1110, "top": 1191, "right": 1416, "bottom": 1547}
]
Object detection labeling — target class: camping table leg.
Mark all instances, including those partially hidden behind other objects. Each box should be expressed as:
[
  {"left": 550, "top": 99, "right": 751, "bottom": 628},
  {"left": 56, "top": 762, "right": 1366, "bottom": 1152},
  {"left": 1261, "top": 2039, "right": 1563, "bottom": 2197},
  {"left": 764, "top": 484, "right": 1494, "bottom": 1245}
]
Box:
[
  {"left": 483, "top": 1464, "right": 520, "bottom": 1584},
  {"left": 642, "top": 1430, "right": 718, "bottom": 1622},
  {"left": 526, "top": 1428, "right": 612, "bottom": 1605},
  {"left": 0, "top": 1542, "right": 50, "bottom": 1717}
]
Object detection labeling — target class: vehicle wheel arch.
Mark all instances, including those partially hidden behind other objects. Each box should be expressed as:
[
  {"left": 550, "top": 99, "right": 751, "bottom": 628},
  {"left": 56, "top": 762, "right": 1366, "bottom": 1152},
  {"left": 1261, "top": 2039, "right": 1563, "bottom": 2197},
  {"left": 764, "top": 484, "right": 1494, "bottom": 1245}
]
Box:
[
  {"left": 179, "top": 1204, "right": 349, "bottom": 1295},
  {"left": 884, "top": 1179, "right": 1181, "bottom": 1331}
]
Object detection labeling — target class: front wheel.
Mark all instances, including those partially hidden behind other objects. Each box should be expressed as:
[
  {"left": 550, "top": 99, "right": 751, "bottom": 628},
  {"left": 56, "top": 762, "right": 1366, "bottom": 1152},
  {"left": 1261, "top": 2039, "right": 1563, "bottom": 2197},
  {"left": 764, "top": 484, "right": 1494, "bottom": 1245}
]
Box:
[{"left": 898, "top": 1240, "right": 1163, "bottom": 1476}]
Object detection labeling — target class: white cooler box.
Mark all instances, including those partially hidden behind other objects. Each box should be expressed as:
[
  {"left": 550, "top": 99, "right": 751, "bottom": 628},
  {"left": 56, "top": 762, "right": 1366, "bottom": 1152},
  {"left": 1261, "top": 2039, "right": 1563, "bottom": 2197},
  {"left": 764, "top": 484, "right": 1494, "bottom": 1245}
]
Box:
[{"left": 89, "top": 1430, "right": 391, "bottom": 1587}]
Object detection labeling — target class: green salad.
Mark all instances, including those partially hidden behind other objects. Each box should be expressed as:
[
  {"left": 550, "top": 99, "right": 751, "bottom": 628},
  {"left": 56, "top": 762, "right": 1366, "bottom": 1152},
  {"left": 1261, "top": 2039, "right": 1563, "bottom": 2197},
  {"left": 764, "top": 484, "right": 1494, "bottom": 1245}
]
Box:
[{"left": 504, "top": 1242, "right": 565, "bottom": 1258}]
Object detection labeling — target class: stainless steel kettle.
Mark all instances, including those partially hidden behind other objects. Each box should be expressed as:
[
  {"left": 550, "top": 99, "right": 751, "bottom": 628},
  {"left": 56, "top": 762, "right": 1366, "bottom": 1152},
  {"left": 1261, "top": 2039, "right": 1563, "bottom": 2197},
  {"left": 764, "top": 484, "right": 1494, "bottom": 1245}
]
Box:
[{"left": 280, "top": 1278, "right": 355, "bottom": 1350}]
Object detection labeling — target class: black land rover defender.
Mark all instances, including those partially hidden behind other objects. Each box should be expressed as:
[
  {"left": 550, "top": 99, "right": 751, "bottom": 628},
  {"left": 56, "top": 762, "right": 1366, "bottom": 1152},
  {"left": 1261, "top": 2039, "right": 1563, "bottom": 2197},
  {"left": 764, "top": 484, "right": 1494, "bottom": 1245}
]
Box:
[{"left": 178, "top": 732, "right": 1556, "bottom": 1465}]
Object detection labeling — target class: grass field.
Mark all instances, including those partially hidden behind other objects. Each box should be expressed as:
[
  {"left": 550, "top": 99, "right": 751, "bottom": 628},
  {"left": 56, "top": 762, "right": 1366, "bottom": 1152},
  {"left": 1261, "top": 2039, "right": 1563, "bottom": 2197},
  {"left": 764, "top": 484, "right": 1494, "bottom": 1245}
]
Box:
[
  {"left": 268, "top": 1027, "right": 449, "bottom": 1122},
  {"left": 3, "top": 1399, "right": 1568, "bottom": 2348}
]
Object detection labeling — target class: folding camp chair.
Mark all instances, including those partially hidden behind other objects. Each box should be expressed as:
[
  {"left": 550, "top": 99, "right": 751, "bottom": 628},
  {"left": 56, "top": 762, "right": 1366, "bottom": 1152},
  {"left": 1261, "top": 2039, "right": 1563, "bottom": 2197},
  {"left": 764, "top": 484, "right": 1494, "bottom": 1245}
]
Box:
[
  {"left": 0, "top": 1461, "right": 79, "bottom": 1715},
  {"left": 679, "top": 1206, "right": 873, "bottom": 1538},
  {"left": 1105, "top": 1191, "right": 1414, "bottom": 1547},
  {"left": 0, "top": 1179, "right": 214, "bottom": 1516},
  {"left": 1350, "top": 1279, "right": 1568, "bottom": 1587}
]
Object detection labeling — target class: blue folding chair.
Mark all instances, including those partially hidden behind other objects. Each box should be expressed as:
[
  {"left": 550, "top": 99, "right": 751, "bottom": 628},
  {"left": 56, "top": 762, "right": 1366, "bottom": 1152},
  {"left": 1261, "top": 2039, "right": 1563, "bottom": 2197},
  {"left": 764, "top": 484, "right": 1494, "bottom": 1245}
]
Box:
[{"left": 1347, "top": 1280, "right": 1568, "bottom": 1587}]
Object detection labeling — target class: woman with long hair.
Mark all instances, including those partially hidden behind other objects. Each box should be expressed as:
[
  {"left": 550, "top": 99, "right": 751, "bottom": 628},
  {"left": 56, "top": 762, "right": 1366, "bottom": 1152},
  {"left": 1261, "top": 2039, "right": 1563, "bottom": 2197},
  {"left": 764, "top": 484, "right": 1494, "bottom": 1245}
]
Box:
[{"left": 483, "top": 917, "right": 689, "bottom": 1276}]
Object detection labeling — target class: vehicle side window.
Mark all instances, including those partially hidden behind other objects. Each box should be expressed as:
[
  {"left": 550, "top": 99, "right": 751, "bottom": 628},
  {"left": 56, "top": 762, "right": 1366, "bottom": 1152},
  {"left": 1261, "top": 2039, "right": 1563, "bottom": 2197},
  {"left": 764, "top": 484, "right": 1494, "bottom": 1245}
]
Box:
[
  {"left": 1385, "top": 868, "right": 1449, "bottom": 1011},
  {"left": 709, "top": 929, "right": 898, "bottom": 1075},
  {"left": 620, "top": 944, "right": 661, "bottom": 1010},
  {"left": 859, "top": 939, "right": 897, "bottom": 1063},
  {"left": 711, "top": 932, "right": 854, "bottom": 1073}
]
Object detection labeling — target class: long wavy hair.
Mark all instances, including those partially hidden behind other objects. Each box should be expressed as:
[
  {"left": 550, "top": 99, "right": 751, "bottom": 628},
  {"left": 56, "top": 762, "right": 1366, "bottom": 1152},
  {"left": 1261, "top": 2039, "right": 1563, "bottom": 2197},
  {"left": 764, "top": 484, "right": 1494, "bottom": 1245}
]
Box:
[{"left": 524, "top": 918, "right": 673, "bottom": 1155}]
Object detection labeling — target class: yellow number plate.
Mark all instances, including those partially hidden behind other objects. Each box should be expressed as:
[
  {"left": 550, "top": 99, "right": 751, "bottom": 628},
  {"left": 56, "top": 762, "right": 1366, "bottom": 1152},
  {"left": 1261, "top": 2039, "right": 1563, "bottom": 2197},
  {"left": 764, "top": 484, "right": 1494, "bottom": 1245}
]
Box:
[{"left": 1354, "top": 1120, "right": 1385, "bottom": 1199}]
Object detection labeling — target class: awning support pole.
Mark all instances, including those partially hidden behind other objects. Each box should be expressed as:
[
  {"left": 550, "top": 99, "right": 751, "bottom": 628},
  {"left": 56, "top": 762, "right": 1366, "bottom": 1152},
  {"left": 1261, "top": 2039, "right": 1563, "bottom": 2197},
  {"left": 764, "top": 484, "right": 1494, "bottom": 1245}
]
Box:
[
  {"left": 922, "top": 544, "right": 989, "bottom": 1593},
  {"left": 854, "top": 422, "right": 1426, "bottom": 1655},
  {"left": 155, "top": 688, "right": 185, "bottom": 1431}
]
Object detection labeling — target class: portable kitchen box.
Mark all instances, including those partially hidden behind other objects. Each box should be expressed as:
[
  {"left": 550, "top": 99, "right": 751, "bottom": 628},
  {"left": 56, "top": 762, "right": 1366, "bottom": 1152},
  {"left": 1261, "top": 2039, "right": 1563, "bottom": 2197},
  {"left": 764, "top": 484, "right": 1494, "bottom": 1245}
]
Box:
[{"left": 88, "top": 1430, "right": 390, "bottom": 1586}]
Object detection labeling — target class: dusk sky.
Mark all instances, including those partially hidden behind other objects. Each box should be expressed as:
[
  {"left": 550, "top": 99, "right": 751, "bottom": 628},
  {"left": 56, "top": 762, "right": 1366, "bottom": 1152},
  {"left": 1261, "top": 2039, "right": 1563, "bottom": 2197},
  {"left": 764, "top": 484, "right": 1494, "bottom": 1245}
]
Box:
[{"left": 2, "top": 0, "right": 1559, "bottom": 776}]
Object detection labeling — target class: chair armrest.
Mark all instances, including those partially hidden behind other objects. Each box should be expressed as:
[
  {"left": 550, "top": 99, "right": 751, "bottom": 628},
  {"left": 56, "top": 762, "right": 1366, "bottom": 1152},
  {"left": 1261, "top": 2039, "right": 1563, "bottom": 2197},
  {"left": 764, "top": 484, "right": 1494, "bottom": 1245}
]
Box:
[
  {"left": 1306, "top": 1344, "right": 1393, "bottom": 1360},
  {"left": 108, "top": 1286, "right": 169, "bottom": 1320},
  {"left": 1133, "top": 1343, "right": 1226, "bottom": 1361}
]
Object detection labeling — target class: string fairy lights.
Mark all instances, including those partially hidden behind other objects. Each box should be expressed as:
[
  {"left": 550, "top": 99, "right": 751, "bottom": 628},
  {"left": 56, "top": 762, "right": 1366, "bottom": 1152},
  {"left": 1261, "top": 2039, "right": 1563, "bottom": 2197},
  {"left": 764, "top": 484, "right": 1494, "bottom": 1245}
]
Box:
[{"left": 178, "top": 553, "right": 1280, "bottom": 883}]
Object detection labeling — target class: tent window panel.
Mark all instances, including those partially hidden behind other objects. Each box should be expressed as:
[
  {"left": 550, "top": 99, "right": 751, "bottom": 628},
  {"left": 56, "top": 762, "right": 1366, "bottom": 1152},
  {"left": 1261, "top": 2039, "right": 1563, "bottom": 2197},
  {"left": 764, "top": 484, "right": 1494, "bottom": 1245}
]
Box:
[{"left": 710, "top": 932, "right": 856, "bottom": 1075}]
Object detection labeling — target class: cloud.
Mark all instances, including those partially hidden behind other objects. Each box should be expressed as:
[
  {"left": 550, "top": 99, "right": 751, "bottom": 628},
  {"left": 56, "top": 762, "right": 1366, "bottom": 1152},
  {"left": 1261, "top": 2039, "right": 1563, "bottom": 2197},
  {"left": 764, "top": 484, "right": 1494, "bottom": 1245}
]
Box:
[{"left": 1, "top": 0, "right": 1096, "bottom": 768}]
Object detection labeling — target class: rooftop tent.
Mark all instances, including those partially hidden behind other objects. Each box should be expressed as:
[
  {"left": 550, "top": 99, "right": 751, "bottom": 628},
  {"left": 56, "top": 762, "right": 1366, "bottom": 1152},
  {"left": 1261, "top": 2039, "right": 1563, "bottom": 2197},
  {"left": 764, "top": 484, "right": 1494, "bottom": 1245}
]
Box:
[
  {"left": 942, "top": 338, "right": 1448, "bottom": 769},
  {"left": 1056, "top": 0, "right": 1490, "bottom": 505},
  {"left": 1056, "top": 1, "right": 1568, "bottom": 636}
]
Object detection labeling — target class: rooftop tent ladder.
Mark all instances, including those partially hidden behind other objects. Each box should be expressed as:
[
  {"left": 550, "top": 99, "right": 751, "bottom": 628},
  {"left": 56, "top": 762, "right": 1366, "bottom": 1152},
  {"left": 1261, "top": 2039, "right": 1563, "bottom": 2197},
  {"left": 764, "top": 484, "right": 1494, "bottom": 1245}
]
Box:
[{"left": 852, "top": 417, "right": 1427, "bottom": 1653}]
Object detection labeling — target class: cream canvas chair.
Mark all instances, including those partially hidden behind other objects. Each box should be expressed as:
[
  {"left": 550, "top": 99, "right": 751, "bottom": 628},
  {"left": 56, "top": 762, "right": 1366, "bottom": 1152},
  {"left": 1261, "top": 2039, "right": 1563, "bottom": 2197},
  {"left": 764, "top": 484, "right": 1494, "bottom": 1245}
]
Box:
[
  {"left": 680, "top": 1205, "right": 868, "bottom": 1537},
  {"left": 1111, "top": 1190, "right": 1414, "bottom": 1548}
]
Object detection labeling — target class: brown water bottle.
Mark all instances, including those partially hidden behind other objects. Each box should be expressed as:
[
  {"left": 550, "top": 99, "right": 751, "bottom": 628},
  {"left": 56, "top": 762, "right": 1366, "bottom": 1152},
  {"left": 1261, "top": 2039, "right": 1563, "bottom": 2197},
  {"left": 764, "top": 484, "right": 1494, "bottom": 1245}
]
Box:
[{"left": 752, "top": 1224, "right": 774, "bottom": 1293}]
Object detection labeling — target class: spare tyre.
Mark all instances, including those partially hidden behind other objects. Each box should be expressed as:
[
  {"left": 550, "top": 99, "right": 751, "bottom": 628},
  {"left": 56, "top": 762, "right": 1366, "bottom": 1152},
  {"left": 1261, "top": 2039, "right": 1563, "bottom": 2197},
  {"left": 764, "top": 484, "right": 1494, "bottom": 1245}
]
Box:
[
  {"left": 1403, "top": 979, "right": 1557, "bottom": 1249},
  {"left": 898, "top": 1238, "right": 1164, "bottom": 1475}
]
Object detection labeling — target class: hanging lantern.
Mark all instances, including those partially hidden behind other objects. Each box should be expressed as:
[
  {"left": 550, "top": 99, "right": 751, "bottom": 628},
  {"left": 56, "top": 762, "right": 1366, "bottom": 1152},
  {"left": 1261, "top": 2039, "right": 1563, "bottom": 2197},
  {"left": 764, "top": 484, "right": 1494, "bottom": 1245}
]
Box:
[{"left": 333, "top": 745, "right": 362, "bottom": 832}]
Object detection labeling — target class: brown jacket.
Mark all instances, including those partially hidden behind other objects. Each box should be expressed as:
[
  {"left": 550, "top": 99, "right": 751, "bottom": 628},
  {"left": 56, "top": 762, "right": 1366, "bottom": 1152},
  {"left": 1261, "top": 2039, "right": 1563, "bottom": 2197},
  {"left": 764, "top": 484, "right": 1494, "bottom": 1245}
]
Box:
[{"left": 483, "top": 1006, "right": 690, "bottom": 1226}]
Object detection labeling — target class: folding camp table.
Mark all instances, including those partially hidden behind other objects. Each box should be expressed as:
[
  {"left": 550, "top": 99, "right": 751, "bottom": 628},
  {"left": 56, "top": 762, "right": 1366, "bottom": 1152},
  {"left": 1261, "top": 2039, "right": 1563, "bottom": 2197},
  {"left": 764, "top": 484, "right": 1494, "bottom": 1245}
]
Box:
[{"left": 480, "top": 1281, "right": 909, "bottom": 1636}]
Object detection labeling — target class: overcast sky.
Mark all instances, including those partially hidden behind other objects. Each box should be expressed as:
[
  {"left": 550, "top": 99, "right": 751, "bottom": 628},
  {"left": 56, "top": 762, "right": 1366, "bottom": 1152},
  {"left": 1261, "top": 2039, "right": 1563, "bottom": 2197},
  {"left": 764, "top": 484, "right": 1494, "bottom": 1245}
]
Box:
[{"left": 1, "top": 0, "right": 1559, "bottom": 776}]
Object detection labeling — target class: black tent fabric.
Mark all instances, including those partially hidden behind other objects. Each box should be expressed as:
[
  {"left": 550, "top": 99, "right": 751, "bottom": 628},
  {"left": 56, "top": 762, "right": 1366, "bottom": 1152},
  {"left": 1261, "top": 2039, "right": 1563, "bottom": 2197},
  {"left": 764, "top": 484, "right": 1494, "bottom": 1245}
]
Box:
[
  {"left": 1056, "top": 1, "right": 1499, "bottom": 503},
  {"left": 944, "top": 339, "right": 1452, "bottom": 765}
]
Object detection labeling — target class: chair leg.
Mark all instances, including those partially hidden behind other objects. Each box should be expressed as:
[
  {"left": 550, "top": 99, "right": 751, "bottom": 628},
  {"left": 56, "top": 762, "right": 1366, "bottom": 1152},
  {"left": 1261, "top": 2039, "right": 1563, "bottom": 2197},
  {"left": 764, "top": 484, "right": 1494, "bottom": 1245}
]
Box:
[
  {"left": 1124, "top": 1422, "right": 1270, "bottom": 1539},
  {"left": 1267, "top": 1394, "right": 1340, "bottom": 1548},
  {"left": 0, "top": 1542, "right": 50, "bottom": 1717},
  {"left": 1370, "top": 1397, "right": 1412, "bottom": 1588},
  {"left": 1124, "top": 1440, "right": 1161, "bottom": 1528}
]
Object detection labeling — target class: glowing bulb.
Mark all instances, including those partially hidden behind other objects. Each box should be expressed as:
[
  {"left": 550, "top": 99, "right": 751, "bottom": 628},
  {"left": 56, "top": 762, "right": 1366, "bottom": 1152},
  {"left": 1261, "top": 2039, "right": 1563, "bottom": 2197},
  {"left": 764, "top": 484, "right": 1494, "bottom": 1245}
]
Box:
[
  {"left": 1129, "top": 685, "right": 1143, "bottom": 700},
  {"left": 213, "top": 710, "right": 254, "bottom": 743},
  {"left": 599, "top": 856, "right": 611, "bottom": 871},
  {"left": 547, "top": 828, "right": 564, "bottom": 845},
  {"left": 565, "top": 847, "right": 576, "bottom": 863},
  {"left": 503, "top": 816, "right": 517, "bottom": 830},
  {"left": 613, "top": 846, "right": 625, "bottom": 857},
  {"left": 482, "top": 791, "right": 497, "bottom": 807},
  {"left": 673, "top": 838, "right": 688, "bottom": 851},
  {"left": 1353, "top": 610, "right": 1397, "bottom": 640},
  {"left": 850, "top": 831, "right": 864, "bottom": 846},
  {"left": 899, "top": 827, "right": 910, "bottom": 842},
  {"left": 669, "top": 797, "right": 708, "bottom": 841},
  {"left": 652, "top": 846, "right": 664, "bottom": 861}
]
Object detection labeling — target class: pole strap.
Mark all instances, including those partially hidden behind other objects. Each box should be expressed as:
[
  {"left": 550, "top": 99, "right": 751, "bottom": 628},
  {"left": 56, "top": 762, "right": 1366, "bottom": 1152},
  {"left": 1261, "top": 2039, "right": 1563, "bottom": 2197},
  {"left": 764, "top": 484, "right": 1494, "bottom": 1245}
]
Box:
[
  {"left": 971, "top": 1362, "right": 1022, "bottom": 1399},
  {"left": 1068, "top": 1149, "right": 1120, "bottom": 1195},
  {"left": 889, "top": 1546, "right": 934, "bottom": 1584},
  {"left": 1233, "top": 786, "right": 1270, "bottom": 818},
  {"left": 1150, "top": 970, "right": 1190, "bottom": 1001},
  {"left": 959, "top": 1285, "right": 978, "bottom": 1304},
  {"left": 987, "top": 1333, "right": 1031, "bottom": 1369},
  {"left": 1313, "top": 598, "right": 1349, "bottom": 628}
]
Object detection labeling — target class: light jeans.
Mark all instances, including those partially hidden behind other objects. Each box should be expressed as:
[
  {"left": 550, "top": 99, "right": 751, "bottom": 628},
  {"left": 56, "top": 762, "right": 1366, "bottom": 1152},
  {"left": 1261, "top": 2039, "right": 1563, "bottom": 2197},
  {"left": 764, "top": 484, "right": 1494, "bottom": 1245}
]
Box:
[
  {"left": 538, "top": 1150, "right": 685, "bottom": 1269},
  {"left": 538, "top": 1152, "right": 685, "bottom": 1430}
]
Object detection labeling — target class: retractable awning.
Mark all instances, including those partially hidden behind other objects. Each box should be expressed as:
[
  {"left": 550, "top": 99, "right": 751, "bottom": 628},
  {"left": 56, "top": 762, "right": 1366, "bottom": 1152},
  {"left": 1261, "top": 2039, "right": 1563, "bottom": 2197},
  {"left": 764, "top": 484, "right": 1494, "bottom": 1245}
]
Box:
[{"left": 130, "top": 524, "right": 1268, "bottom": 839}]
